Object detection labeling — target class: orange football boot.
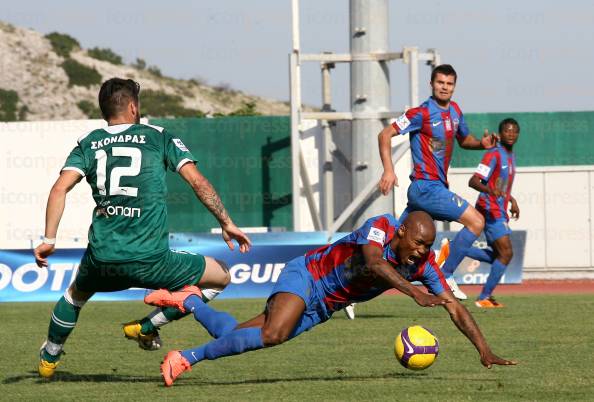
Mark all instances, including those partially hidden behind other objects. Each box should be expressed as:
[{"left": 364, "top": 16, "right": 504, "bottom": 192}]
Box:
[
  {"left": 161, "top": 350, "right": 192, "bottom": 387},
  {"left": 144, "top": 285, "right": 202, "bottom": 313},
  {"left": 436, "top": 238, "right": 450, "bottom": 268}
]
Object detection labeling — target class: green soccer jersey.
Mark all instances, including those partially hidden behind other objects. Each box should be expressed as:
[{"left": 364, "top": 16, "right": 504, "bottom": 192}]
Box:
[{"left": 62, "top": 123, "right": 196, "bottom": 262}]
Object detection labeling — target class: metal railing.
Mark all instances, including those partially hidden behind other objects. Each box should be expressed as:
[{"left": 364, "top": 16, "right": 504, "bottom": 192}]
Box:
[{"left": 290, "top": 0, "right": 440, "bottom": 233}]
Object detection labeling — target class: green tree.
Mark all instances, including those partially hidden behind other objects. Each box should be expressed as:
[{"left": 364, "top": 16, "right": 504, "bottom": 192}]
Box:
[
  {"left": 87, "top": 47, "right": 123, "bottom": 65},
  {"left": 147, "top": 65, "right": 162, "bottom": 77},
  {"left": 0, "top": 89, "right": 19, "bottom": 121},
  {"left": 141, "top": 90, "right": 204, "bottom": 118},
  {"left": 132, "top": 58, "right": 146, "bottom": 70},
  {"left": 227, "top": 101, "right": 261, "bottom": 116},
  {"left": 45, "top": 32, "right": 80, "bottom": 57},
  {"left": 77, "top": 100, "right": 102, "bottom": 118},
  {"left": 62, "top": 59, "right": 102, "bottom": 88}
]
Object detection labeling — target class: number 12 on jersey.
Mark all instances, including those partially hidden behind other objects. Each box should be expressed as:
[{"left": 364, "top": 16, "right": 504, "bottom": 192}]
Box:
[{"left": 95, "top": 147, "right": 141, "bottom": 197}]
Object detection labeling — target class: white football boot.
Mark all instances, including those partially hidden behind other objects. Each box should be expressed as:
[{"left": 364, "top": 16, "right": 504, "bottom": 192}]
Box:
[
  {"left": 344, "top": 303, "right": 357, "bottom": 320},
  {"left": 446, "top": 276, "right": 468, "bottom": 300}
]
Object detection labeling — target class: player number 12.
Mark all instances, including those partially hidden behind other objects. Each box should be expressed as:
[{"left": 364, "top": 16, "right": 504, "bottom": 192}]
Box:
[{"left": 94, "top": 147, "right": 141, "bottom": 197}]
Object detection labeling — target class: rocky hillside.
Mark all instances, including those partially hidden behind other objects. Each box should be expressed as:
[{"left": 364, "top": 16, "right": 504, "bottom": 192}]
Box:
[{"left": 0, "top": 21, "right": 290, "bottom": 122}]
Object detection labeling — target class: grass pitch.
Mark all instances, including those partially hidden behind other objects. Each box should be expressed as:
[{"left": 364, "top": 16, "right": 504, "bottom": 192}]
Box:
[{"left": 1, "top": 294, "right": 593, "bottom": 401}]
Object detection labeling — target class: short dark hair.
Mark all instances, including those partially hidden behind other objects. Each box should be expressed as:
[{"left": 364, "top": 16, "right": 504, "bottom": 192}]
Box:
[
  {"left": 431, "top": 64, "right": 457, "bottom": 82},
  {"left": 98, "top": 78, "right": 140, "bottom": 120},
  {"left": 498, "top": 118, "right": 520, "bottom": 133}
]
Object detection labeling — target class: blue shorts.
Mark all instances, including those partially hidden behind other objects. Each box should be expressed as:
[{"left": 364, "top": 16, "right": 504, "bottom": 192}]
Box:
[
  {"left": 484, "top": 218, "right": 512, "bottom": 244},
  {"left": 269, "top": 256, "right": 331, "bottom": 339},
  {"left": 402, "top": 180, "right": 469, "bottom": 222}
]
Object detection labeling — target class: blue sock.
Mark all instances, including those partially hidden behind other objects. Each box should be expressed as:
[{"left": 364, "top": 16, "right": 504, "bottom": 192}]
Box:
[
  {"left": 441, "top": 227, "right": 478, "bottom": 277},
  {"left": 466, "top": 247, "right": 495, "bottom": 263},
  {"left": 479, "top": 259, "right": 507, "bottom": 300},
  {"left": 181, "top": 327, "right": 264, "bottom": 366},
  {"left": 183, "top": 295, "right": 237, "bottom": 339}
]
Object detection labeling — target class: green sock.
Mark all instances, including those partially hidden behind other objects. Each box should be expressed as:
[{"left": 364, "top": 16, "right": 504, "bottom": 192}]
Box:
[
  {"left": 42, "top": 296, "right": 81, "bottom": 362},
  {"left": 139, "top": 289, "right": 219, "bottom": 334},
  {"left": 163, "top": 307, "right": 188, "bottom": 320},
  {"left": 140, "top": 308, "right": 189, "bottom": 334},
  {"left": 41, "top": 348, "right": 62, "bottom": 364},
  {"left": 139, "top": 317, "right": 155, "bottom": 334}
]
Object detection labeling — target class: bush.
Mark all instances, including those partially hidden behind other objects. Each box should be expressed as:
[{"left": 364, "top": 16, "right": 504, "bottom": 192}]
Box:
[
  {"left": 214, "top": 82, "right": 231, "bottom": 92},
  {"left": 45, "top": 32, "right": 80, "bottom": 57},
  {"left": 18, "top": 105, "right": 28, "bottom": 121},
  {"left": 227, "top": 101, "right": 261, "bottom": 116},
  {"left": 77, "top": 100, "right": 102, "bottom": 118},
  {"left": 0, "top": 22, "right": 16, "bottom": 33},
  {"left": 0, "top": 88, "right": 19, "bottom": 121},
  {"left": 62, "top": 59, "right": 102, "bottom": 87},
  {"left": 141, "top": 90, "right": 204, "bottom": 118},
  {"left": 87, "top": 47, "right": 123, "bottom": 65},
  {"left": 147, "top": 65, "right": 162, "bottom": 77},
  {"left": 189, "top": 76, "right": 207, "bottom": 86},
  {"left": 132, "top": 58, "right": 146, "bottom": 70}
]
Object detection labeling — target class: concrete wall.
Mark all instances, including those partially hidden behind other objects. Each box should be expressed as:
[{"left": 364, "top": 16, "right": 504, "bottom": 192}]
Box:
[
  {"left": 0, "top": 119, "right": 150, "bottom": 249},
  {"left": 295, "top": 121, "right": 594, "bottom": 276},
  {"left": 0, "top": 120, "right": 104, "bottom": 249},
  {"left": 448, "top": 166, "right": 594, "bottom": 273},
  {"left": 3, "top": 119, "right": 594, "bottom": 277}
]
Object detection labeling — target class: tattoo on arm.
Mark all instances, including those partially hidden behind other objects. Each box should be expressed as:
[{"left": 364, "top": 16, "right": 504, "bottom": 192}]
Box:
[{"left": 193, "top": 178, "right": 230, "bottom": 225}]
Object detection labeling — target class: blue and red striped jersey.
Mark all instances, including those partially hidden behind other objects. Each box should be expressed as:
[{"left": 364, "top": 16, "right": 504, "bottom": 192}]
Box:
[
  {"left": 304, "top": 214, "right": 448, "bottom": 313},
  {"left": 392, "top": 97, "right": 470, "bottom": 187},
  {"left": 474, "top": 144, "right": 516, "bottom": 220}
]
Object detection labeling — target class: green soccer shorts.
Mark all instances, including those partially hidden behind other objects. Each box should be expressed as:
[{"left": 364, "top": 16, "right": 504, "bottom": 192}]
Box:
[{"left": 74, "top": 249, "right": 206, "bottom": 292}]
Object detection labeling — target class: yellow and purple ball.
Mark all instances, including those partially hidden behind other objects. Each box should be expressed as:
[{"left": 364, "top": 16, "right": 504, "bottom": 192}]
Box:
[{"left": 394, "top": 325, "right": 439, "bottom": 370}]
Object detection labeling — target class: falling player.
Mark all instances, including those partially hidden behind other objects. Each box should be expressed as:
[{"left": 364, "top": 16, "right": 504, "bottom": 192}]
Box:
[{"left": 146, "top": 211, "right": 515, "bottom": 387}]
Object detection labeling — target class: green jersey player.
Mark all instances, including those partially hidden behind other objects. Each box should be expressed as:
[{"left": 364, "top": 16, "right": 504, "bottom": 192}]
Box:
[{"left": 34, "top": 78, "right": 251, "bottom": 379}]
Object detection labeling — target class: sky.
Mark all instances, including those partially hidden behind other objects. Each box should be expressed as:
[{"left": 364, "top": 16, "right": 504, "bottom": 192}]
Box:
[{"left": 2, "top": 0, "right": 593, "bottom": 113}]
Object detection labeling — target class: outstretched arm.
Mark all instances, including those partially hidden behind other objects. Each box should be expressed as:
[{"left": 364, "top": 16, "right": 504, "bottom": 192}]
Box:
[
  {"left": 459, "top": 129, "right": 497, "bottom": 150},
  {"left": 362, "top": 245, "right": 449, "bottom": 307},
  {"left": 440, "top": 291, "right": 517, "bottom": 368},
  {"left": 377, "top": 124, "right": 399, "bottom": 195},
  {"left": 34, "top": 170, "right": 82, "bottom": 267},
  {"left": 179, "top": 162, "right": 251, "bottom": 253}
]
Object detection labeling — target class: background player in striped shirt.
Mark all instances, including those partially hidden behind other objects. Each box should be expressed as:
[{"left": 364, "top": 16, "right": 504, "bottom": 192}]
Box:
[
  {"left": 377, "top": 64, "right": 497, "bottom": 300},
  {"left": 465, "top": 118, "right": 520, "bottom": 308},
  {"left": 145, "top": 211, "right": 515, "bottom": 387},
  {"left": 34, "top": 78, "right": 252, "bottom": 378}
]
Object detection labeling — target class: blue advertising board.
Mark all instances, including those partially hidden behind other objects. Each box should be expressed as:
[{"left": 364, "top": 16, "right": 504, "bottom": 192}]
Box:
[{"left": 0, "top": 231, "right": 525, "bottom": 302}]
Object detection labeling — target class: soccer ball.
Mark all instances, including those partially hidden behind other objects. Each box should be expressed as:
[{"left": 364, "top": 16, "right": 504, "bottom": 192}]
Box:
[{"left": 394, "top": 325, "right": 439, "bottom": 370}]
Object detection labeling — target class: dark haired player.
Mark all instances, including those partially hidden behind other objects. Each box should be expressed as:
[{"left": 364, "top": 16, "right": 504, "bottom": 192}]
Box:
[
  {"left": 377, "top": 64, "right": 497, "bottom": 300},
  {"left": 463, "top": 118, "right": 520, "bottom": 308},
  {"left": 34, "top": 78, "right": 251, "bottom": 378},
  {"left": 146, "top": 211, "right": 515, "bottom": 387}
]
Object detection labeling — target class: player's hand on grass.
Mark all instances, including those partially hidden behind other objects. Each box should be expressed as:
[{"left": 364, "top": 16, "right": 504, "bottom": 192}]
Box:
[
  {"left": 510, "top": 198, "right": 520, "bottom": 220},
  {"left": 379, "top": 169, "right": 398, "bottom": 195},
  {"left": 221, "top": 222, "right": 252, "bottom": 253},
  {"left": 481, "top": 129, "right": 498, "bottom": 149},
  {"left": 480, "top": 351, "right": 517, "bottom": 368},
  {"left": 412, "top": 292, "right": 451, "bottom": 308},
  {"left": 34, "top": 243, "right": 55, "bottom": 268}
]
